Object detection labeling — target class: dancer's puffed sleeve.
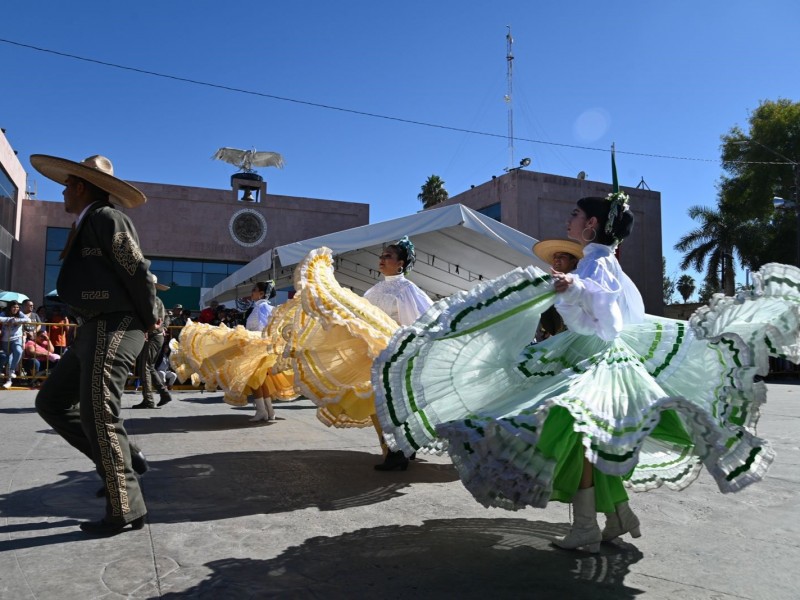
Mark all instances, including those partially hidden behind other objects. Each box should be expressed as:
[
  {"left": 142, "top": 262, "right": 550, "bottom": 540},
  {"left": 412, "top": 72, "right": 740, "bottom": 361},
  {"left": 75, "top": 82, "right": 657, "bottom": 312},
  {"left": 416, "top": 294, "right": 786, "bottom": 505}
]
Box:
[
  {"left": 555, "top": 256, "right": 624, "bottom": 341},
  {"left": 258, "top": 302, "right": 273, "bottom": 331},
  {"left": 396, "top": 280, "right": 434, "bottom": 327}
]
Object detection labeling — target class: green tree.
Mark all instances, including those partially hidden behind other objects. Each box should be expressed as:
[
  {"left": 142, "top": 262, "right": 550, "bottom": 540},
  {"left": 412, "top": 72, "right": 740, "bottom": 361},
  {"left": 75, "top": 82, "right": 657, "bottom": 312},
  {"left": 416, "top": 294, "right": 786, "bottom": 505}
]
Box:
[
  {"left": 662, "top": 257, "right": 676, "bottom": 305},
  {"left": 674, "top": 205, "right": 746, "bottom": 296},
  {"left": 418, "top": 175, "right": 449, "bottom": 209},
  {"left": 676, "top": 274, "right": 696, "bottom": 303},
  {"left": 697, "top": 274, "right": 721, "bottom": 305},
  {"left": 718, "top": 99, "right": 800, "bottom": 266}
]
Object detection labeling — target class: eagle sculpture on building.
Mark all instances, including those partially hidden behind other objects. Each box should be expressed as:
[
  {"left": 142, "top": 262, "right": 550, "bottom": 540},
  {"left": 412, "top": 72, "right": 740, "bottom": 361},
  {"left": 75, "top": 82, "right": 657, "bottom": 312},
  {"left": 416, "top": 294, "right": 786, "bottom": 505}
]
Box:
[{"left": 212, "top": 147, "right": 285, "bottom": 173}]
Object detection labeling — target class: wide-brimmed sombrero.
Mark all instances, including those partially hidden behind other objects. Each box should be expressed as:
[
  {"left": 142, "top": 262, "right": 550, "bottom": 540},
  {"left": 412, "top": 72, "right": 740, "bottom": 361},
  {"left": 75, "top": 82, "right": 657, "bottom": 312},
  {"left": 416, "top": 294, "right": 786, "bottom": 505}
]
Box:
[
  {"left": 29, "top": 154, "right": 146, "bottom": 208},
  {"left": 532, "top": 239, "right": 584, "bottom": 264}
]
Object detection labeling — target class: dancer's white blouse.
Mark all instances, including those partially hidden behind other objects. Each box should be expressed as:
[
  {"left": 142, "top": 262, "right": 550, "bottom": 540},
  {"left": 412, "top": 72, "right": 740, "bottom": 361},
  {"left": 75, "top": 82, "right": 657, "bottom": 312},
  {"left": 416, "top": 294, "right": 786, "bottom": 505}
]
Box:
[
  {"left": 555, "top": 243, "right": 645, "bottom": 341},
  {"left": 364, "top": 274, "right": 433, "bottom": 326},
  {"left": 245, "top": 298, "right": 273, "bottom": 332}
]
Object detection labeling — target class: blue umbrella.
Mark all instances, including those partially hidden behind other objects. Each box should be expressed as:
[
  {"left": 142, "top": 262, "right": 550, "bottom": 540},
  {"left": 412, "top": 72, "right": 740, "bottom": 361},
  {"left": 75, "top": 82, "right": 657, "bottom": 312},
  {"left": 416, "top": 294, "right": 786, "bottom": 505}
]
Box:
[{"left": 0, "top": 291, "right": 29, "bottom": 303}]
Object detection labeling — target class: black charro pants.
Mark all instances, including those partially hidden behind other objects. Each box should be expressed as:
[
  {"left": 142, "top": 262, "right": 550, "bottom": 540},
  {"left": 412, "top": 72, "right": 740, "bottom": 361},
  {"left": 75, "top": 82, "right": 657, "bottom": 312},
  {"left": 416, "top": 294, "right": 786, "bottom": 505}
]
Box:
[
  {"left": 137, "top": 331, "right": 166, "bottom": 402},
  {"left": 35, "top": 313, "right": 147, "bottom": 525}
]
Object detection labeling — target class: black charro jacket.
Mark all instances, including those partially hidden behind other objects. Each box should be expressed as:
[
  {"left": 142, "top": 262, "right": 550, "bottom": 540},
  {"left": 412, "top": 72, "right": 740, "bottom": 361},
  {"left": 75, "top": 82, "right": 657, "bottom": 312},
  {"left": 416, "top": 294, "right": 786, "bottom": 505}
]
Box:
[{"left": 57, "top": 202, "right": 158, "bottom": 330}]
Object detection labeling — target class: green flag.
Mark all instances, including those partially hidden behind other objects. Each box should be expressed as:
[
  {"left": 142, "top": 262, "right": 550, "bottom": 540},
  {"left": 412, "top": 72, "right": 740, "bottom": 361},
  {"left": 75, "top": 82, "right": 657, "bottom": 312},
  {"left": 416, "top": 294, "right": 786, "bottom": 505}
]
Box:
[{"left": 611, "top": 143, "right": 619, "bottom": 193}]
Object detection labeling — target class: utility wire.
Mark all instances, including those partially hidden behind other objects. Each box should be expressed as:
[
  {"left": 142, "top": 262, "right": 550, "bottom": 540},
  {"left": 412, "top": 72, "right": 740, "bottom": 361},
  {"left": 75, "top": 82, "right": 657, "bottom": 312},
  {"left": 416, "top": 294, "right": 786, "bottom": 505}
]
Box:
[{"left": 1, "top": 37, "right": 794, "bottom": 167}]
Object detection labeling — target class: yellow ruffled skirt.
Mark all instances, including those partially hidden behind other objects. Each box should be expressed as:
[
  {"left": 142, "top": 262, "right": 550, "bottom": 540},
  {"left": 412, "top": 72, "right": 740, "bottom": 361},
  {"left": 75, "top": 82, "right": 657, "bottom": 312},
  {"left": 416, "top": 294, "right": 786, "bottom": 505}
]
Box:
[{"left": 290, "top": 247, "right": 398, "bottom": 427}]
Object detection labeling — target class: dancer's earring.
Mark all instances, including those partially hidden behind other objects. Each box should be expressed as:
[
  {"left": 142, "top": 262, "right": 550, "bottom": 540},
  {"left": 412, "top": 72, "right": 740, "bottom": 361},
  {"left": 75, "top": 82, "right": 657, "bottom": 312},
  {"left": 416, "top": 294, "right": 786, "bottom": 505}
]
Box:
[{"left": 582, "top": 227, "right": 597, "bottom": 243}]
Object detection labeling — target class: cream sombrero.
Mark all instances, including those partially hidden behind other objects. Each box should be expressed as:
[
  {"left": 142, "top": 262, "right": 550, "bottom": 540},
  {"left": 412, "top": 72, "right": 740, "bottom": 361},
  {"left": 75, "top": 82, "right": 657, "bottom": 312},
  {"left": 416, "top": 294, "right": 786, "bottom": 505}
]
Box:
[
  {"left": 532, "top": 239, "right": 584, "bottom": 265},
  {"left": 29, "top": 154, "right": 146, "bottom": 208}
]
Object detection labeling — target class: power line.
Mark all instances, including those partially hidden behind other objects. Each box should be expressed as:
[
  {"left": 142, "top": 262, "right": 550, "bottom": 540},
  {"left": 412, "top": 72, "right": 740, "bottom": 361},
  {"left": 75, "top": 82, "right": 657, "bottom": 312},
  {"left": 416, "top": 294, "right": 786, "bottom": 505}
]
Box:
[{"left": 1, "top": 37, "right": 795, "bottom": 167}]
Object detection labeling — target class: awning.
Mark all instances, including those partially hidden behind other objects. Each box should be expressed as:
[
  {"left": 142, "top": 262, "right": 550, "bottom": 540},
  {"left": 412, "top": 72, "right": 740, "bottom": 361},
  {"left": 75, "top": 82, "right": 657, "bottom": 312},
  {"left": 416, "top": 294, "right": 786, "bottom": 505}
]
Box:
[{"left": 201, "top": 204, "right": 548, "bottom": 305}]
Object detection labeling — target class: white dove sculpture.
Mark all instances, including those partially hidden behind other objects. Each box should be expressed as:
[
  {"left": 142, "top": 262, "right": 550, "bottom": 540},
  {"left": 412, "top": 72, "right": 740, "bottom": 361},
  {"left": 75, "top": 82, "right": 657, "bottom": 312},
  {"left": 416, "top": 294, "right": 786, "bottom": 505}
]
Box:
[{"left": 212, "top": 147, "right": 285, "bottom": 173}]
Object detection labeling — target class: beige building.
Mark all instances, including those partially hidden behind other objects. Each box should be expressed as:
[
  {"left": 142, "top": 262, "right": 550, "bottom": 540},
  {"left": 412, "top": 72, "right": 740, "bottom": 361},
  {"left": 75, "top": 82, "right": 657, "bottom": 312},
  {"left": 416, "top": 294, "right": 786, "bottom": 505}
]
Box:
[
  {"left": 439, "top": 169, "right": 663, "bottom": 314},
  {"left": 13, "top": 177, "right": 370, "bottom": 309},
  {"left": 0, "top": 130, "right": 25, "bottom": 290}
]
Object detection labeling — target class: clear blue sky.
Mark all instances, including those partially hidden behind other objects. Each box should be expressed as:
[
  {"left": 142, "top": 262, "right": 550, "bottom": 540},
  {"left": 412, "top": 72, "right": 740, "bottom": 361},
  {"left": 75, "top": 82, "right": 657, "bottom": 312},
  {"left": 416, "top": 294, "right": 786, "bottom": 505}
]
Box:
[{"left": 3, "top": 1, "right": 799, "bottom": 298}]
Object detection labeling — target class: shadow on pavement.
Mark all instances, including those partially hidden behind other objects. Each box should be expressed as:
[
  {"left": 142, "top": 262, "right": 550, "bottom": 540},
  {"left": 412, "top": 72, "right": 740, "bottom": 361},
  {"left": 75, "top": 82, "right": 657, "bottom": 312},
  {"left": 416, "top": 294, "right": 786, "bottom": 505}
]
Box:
[
  {"left": 159, "top": 518, "right": 644, "bottom": 599},
  {"left": 0, "top": 450, "right": 459, "bottom": 529},
  {"left": 123, "top": 414, "right": 268, "bottom": 433}
]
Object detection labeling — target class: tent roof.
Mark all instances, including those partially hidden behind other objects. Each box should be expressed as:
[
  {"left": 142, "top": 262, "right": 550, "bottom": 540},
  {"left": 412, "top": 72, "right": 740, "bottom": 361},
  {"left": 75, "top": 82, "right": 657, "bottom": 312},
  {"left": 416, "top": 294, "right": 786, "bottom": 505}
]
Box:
[{"left": 201, "top": 204, "right": 549, "bottom": 305}]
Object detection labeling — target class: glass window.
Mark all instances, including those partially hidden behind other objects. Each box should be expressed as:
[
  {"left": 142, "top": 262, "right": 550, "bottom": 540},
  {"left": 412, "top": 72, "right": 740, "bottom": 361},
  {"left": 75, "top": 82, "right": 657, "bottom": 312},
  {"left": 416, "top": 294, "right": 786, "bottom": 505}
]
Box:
[
  {"left": 172, "top": 271, "right": 203, "bottom": 287},
  {"left": 203, "top": 262, "right": 228, "bottom": 274},
  {"left": 173, "top": 260, "right": 203, "bottom": 273},
  {"left": 228, "top": 262, "right": 245, "bottom": 274},
  {"left": 149, "top": 258, "right": 174, "bottom": 271},
  {"left": 44, "top": 265, "right": 60, "bottom": 298},
  {"left": 477, "top": 203, "right": 502, "bottom": 222},
  {"left": 46, "top": 227, "right": 71, "bottom": 251},
  {"left": 0, "top": 167, "right": 18, "bottom": 235},
  {"left": 202, "top": 272, "right": 227, "bottom": 287},
  {"left": 151, "top": 270, "right": 173, "bottom": 286},
  {"left": 46, "top": 250, "right": 62, "bottom": 265}
]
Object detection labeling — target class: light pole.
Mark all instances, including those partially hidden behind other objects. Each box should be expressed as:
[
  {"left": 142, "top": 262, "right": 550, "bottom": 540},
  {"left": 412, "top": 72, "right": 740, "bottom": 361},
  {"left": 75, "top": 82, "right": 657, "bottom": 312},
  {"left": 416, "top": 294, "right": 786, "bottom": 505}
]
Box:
[{"left": 734, "top": 139, "right": 800, "bottom": 267}]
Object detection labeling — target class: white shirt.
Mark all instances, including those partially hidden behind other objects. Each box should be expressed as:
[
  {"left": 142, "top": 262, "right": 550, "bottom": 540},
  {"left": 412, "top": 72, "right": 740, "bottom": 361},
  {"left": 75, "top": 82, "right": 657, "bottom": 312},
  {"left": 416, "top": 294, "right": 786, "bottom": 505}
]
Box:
[
  {"left": 555, "top": 243, "right": 645, "bottom": 341},
  {"left": 364, "top": 274, "right": 433, "bottom": 326},
  {"left": 245, "top": 298, "right": 273, "bottom": 332}
]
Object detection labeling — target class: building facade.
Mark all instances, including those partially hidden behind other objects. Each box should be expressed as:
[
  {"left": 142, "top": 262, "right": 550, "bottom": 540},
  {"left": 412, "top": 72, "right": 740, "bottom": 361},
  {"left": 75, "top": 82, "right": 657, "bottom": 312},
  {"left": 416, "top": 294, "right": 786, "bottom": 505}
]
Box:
[
  {"left": 13, "top": 177, "right": 369, "bottom": 309},
  {"left": 0, "top": 130, "right": 25, "bottom": 290},
  {"left": 439, "top": 169, "right": 663, "bottom": 314}
]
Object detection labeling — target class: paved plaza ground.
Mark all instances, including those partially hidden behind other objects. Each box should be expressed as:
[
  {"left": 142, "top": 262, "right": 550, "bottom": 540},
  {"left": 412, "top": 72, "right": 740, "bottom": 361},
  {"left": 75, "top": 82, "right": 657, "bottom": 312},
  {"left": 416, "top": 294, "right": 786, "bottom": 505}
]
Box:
[{"left": 0, "top": 382, "right": 798, "bottom": 599}]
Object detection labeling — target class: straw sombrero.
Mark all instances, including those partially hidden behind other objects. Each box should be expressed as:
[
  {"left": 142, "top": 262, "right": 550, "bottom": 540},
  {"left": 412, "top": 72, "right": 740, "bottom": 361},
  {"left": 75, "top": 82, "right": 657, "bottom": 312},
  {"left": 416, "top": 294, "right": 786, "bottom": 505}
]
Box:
[
  {"left": 532, "top": 239, "right": 584, "bottom": 265},
  {"left": 29, "top": 154, "right": 146, "bottom": 208}
]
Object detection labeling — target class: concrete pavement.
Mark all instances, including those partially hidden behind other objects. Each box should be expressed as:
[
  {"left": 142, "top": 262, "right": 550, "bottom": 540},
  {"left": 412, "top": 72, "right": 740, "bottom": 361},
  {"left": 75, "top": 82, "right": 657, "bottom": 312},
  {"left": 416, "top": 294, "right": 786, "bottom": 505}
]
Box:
[{"left": 0, "top": 383, "right": 798, "bottom": 599}]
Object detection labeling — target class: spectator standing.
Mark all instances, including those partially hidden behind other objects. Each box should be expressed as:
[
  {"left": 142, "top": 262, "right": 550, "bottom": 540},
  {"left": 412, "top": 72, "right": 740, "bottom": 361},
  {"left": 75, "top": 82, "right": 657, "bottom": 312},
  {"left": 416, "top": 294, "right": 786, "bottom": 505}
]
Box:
[
  {"left": 0, "top": 300, "right": 31, "bottom": 388},
  {"left": 48, "top": 307, "right": 71, "bottom": 355}
]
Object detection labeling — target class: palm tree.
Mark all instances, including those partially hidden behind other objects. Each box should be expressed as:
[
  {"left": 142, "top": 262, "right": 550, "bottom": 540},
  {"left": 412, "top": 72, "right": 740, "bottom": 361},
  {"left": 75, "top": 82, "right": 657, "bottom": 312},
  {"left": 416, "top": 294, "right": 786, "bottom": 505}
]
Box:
[
  {"left": 418, "top": 175, "right": 449, "bottom": 209},
  {"left": 674, "top": 205, "right": 745, "bottom": 296},
  {"left": 676, "top": 274, "right": 695, "bottom": 303}
]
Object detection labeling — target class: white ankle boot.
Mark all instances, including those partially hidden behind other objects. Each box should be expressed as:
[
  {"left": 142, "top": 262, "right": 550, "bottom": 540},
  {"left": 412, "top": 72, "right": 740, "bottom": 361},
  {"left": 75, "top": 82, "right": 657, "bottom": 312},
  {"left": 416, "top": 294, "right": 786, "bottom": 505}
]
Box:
[
  {"left": 552, "top": 487, "right": 602, "bottom": 553},
  {"left": 250, "top": 397, "right": 270, "bottom": 422},
  {"left": 265, "top": 397, "right": 276, "bottom": 421},
  {"left": 602, "top": 501, "right": 641, "bottom": 541}
]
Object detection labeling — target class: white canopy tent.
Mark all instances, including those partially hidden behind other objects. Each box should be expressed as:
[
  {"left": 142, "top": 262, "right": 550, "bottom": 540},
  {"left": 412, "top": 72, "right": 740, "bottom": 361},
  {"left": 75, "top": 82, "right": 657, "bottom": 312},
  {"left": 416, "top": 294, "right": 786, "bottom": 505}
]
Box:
[{"left": 201, "top": 204, "right": 550, "bottom": 306}]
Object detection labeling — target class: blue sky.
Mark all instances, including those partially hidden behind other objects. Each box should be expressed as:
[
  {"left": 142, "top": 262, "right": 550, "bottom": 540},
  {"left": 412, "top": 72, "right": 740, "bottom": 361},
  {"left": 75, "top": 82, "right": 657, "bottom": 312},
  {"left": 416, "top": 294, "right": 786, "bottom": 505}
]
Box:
[{"left": 3, "top": 1, "right": 799, "bottom": 298}]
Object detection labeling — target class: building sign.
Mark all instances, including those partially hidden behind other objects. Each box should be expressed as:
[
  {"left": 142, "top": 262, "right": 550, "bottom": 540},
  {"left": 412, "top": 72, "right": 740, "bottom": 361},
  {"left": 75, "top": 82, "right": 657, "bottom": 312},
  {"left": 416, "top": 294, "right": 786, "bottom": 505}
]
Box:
[{"left": 229, "top": 208, "right": 267, "bottom": 247}]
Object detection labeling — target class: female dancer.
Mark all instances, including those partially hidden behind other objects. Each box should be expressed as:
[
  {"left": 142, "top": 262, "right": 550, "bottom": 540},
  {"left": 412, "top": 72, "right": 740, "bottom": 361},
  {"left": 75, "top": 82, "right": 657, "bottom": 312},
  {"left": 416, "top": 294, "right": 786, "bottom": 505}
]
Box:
[
  {"left": 291, "top": 237, "right": 432, "bottom": 470},
  {"left": 173, "top": 281, "right": 298, "bottom": 420},
  {"left": 374, "top": 192, "right": 798, "bottom": 552},
  {"left": 246, "top": 281, "right": 278, "bottom": 421}
]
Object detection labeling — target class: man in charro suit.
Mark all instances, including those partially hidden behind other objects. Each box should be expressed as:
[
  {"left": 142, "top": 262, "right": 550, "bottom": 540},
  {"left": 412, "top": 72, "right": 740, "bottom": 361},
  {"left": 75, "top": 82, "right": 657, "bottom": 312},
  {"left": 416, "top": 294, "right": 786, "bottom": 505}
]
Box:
[{"left": 32, "top": 154, "right": 157, "bottom": 536}]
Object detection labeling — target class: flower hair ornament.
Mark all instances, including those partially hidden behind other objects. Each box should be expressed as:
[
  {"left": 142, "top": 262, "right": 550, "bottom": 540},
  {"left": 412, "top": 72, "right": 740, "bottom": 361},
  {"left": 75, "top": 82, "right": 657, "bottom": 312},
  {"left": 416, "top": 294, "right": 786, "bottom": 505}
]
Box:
[
  {"left": 395, "top": 236, "right": 417, "bottom": 272},
  {"left": 605, "top": 190, "right": 630, "bottom": 243}
]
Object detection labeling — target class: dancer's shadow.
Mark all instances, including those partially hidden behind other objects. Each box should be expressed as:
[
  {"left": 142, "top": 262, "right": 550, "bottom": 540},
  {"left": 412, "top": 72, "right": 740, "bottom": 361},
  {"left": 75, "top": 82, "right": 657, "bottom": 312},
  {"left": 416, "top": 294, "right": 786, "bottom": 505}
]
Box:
[
  {"left": 122, "top": 414, "right": 260, "bottom": 433},
  {"left": 159, "top": 518, "right": 644, "bottom": 599},
  {"left": 0, "top": 407, "right": 38, "bottom": 415},
  {"left": 0, "top": 450, "right": 458, "bottom": 536}
]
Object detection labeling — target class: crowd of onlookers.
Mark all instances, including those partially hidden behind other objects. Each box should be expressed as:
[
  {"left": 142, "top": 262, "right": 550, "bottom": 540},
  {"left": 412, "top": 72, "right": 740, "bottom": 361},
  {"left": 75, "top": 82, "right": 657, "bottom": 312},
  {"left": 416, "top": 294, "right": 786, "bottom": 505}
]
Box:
[{"left": 0, "top": 297, "right": 248, "bottom": 389}]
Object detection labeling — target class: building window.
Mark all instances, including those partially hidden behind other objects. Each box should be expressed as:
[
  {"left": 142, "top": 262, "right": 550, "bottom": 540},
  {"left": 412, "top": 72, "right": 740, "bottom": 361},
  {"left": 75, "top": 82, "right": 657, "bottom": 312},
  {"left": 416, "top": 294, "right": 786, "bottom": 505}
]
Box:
[
  {"left": 43, "top": 230, "right": 245, "bottom": 307},
  {"left": 477, "top": 202, "right": 501, "bottom": 222},
  {"left": 149, "top": 257, "right": 246, "bottom": 290},
  {"left": 0, "top": 166, "right": 18, "bottom": 235},
  {"left": 44, "top": 227, "right": 70, "bottom": 298}
]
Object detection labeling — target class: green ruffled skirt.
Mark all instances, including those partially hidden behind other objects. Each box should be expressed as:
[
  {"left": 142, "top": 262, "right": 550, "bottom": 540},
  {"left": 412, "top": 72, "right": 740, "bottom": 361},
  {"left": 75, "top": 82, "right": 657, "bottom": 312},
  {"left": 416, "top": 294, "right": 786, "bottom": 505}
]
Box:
[{"left": 373, "top": 263, "right": 800, "bottom": 511}]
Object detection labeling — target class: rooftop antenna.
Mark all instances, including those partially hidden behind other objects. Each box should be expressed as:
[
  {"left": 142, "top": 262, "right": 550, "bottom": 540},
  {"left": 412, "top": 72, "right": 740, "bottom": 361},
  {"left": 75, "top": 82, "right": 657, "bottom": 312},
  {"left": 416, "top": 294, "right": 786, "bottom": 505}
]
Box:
[{"left": 505, "top": 26, "right": 514, "bottom": 172}]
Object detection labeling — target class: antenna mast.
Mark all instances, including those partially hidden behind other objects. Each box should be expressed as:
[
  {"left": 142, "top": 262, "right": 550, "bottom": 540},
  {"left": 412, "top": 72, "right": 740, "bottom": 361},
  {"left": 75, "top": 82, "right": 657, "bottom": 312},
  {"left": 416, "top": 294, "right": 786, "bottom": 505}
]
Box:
[{"left": 505, "top": 26, "right": 514, "bottom": 171}]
